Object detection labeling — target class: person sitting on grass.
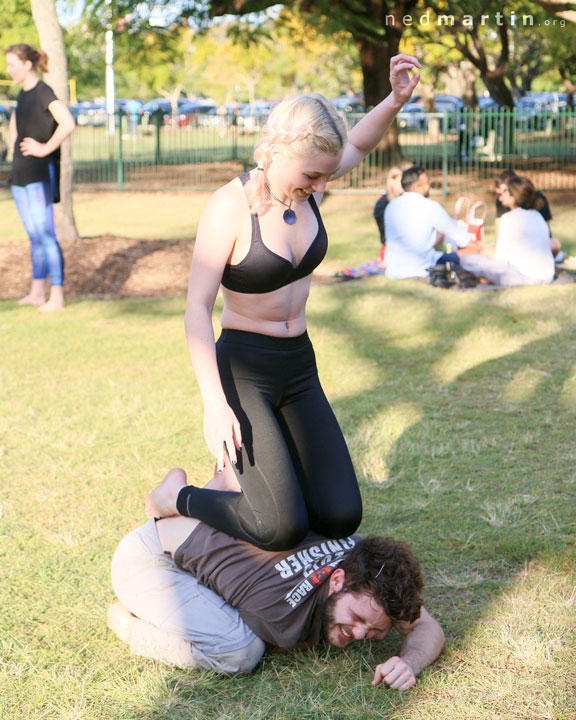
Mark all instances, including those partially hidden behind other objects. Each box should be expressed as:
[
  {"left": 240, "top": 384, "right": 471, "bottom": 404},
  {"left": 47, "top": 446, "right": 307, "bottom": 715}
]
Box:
[
  {"left": 384, "top": 166, "right": 473, "bottom": 279},
  {"left": 108, "top": 466, "right": 444, "bottom": 690},
  {"left": 494, "top": 169, "right": 561, "bottom": 258},
  {"left": 373, "top": 164, "right": 407, "bottom": 259},
  {"left": 460, "top": 175, "right": 555, "bottom": 288}
]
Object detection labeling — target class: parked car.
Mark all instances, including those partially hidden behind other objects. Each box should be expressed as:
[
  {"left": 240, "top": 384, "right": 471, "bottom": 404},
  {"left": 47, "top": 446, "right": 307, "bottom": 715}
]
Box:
[
  {"left": 70, "top": 102, "right": 107, "bottom": 126},
  {"left": 176, "top": 99, "right": 217, "bottom": 126},
  {"left": 433, "top": 94, "right": 465, "bottom": 112},
  {"left": 515, "top": 95, "right": 549, "bottom": 129},
  {"left": 200, "top": 102, "right": 270, "bottom": 132},
  {"left": 515, "top": 92, "right": 568, "bottom": 127},
  {"left": 398, "top": 95, "right": 464, "bottom": 131},
  {"left": 398, "top": 102, "right": 428, "bottom": 130},
  {"left": 140, "top": 98, "right": 174, "bottom": 124},
  {"left": 477, "top": 96, "right": 500, "bottom": 111},
  {"left": 330, "top": 94, "right": 364, "bottom": 113},
  {"left": 139, "top": 97, "right": 218, "bottom": 126},
  {"left": 116, "top": 98, "right": 143, "bottom": 115},
  {"left": 0, "top": 102, "right": 12, "bottom": 124}
]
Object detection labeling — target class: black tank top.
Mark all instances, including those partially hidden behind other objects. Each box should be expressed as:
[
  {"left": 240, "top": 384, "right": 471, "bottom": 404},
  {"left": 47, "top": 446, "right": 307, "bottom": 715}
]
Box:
[{"left": 221, "top": 172, "right": 328, "bottom": 294}]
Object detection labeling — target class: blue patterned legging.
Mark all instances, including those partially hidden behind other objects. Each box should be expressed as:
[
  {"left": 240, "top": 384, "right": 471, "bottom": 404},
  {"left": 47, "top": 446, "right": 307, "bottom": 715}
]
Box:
[{"left": 11, "top": 167, "right": 63, "bottom": 286}]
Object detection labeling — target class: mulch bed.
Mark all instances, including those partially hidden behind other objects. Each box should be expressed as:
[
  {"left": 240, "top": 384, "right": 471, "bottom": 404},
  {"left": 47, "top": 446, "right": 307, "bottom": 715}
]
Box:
[
  {"left": 0, "top": 235, "right": 195, "bottom": 299},
  {"left": 0, "top": 234, "right": 344, "bottom": 300}
]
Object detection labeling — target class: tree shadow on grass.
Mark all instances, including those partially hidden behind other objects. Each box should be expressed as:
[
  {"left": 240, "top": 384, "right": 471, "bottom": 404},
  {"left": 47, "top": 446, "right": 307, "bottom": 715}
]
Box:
[
  {"left": 103, "top": 278, "right": 576, "bottom": 719},
  {"left": 311, "top": 278, "right": 576, "bottom": 717}
]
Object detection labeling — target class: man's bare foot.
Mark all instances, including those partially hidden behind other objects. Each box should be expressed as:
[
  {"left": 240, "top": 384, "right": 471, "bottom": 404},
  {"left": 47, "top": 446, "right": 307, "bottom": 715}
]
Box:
[
  {"left": 145, "top": 468, "right": 187, "bottom": 519},
  {"left": 107, "top": 601, "right": 136, "bottom": 645},
  {"left": 18, "top": 293, "right": 46, "bottom": 306}
]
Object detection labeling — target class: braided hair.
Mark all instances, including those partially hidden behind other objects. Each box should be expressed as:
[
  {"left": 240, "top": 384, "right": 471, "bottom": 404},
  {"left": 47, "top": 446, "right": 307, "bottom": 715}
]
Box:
[{"left": 246, "top": 94, "right": 347, "bottom": 215}]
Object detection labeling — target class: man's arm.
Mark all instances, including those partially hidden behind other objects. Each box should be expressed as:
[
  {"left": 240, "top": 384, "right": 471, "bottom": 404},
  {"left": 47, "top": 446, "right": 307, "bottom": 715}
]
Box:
[
  {"left": 431, "top": 202, "right": 471, "bottom": 249},
  {"left": 370, "top": 607, "right": 444, "bottom": 691}
]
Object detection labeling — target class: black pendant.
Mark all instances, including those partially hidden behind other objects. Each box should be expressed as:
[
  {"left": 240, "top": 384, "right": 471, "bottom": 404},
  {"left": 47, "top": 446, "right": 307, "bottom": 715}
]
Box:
[{"left": 283, "top": 208, "right": 297, "bottom": 225}]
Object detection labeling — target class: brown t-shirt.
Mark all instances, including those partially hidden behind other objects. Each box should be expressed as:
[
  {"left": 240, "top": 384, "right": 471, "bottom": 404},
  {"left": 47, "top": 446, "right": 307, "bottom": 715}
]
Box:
[{"left": 175, "top": 524, "right": 359, "bottom": 648}]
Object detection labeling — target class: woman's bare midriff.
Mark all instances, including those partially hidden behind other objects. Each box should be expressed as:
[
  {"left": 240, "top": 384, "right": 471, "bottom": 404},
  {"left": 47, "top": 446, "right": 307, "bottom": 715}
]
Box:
[{"left": 220, "top": 275, "right": 312, "bottom": 337}]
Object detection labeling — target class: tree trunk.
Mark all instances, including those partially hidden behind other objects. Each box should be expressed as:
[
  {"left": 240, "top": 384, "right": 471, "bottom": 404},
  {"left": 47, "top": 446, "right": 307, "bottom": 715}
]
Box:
[
  {"left": 482, "top": 71, "right": 515, "bottom": 109},
  {"left": 30, "top": 0, "right": 79, "bottom": 241},
  {"left": 559, "top": 70, "right": 575, "bottom": 107},
  {"left": 353, "top": 1, "right": 417, "bottom": 160}
]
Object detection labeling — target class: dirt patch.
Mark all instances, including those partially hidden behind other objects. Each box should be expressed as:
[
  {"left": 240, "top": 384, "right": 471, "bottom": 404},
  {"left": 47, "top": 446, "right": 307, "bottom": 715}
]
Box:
[
  {"left": 0, "top": 234, "right": 346, "bottom": 300},
  {"left": 0, "top": 235, "right": 194, "bottom": 299}
]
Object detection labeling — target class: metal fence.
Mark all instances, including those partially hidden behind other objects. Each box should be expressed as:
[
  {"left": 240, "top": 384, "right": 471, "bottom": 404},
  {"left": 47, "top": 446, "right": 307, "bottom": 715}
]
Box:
[{"left": 1, "top": 108, "right": 574, "bottom": 197}]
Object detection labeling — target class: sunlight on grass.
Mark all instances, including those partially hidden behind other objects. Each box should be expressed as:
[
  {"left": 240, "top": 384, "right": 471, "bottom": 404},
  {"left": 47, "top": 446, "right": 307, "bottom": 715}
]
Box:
[
  {"left": 501, "top": 366, "right": 553, "bottom": 403},
  {"left": 392, "top": 551, "right": 576, "bottom": 720},
  {"left": 560, "top": 362, "right": 576, "bottom": 409},
  {"left": 353, "top": 402, "right": 423, "bottom": 484},
  {"left": 433, "top": 323, "right": 552, "bottom": 384},
  {"left": 3, "top": 189, "right": 576, "bottom": 719}
]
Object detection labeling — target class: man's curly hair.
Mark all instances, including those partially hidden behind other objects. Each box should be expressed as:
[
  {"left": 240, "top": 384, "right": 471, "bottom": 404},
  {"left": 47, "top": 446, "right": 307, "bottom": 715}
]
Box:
[{"left": 338, "top": 536, "right": 423, "bottom": 624}]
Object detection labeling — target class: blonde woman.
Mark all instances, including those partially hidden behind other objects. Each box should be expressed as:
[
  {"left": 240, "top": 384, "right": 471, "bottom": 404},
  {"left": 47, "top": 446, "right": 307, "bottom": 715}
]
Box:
[
  {"left": 5, "top": 43, "right": 75, "bottom": 311},
  {"left": 373, "top": 165, "right": 407, "bottom": 246},
  {"left": 147, "top": 56, "right": 421, "bottom": 550}
]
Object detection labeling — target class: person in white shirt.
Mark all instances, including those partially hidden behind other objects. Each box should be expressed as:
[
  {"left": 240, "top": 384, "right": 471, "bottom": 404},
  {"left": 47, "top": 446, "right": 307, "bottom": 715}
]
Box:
[
  {"left": 384, "top": 167, "right": 471, "bottom": 279},
  {"left": 461, "top": 175, "right": 555, "bottom": 287}
]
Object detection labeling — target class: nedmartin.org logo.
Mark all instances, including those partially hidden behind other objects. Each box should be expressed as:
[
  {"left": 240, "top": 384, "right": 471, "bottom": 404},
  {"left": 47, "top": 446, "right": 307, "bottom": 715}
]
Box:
[{"left": 385, "top": 11, "right": 567, "bottom": 29}]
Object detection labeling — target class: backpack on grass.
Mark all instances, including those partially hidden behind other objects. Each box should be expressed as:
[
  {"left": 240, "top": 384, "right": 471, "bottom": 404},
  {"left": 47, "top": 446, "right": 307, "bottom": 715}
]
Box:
[{"left": 429, "top": 261, "right": 478, "bottom": 289}]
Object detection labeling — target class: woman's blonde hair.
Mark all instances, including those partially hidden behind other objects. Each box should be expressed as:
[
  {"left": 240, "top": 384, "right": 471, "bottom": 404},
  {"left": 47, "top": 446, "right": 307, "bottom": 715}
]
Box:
[
  {"left": 6, "top": 43, "right": 49, "bottom": 72},
  {"left": 385, "top": 165, "right": 407, "bottom": 201},
  {"left": 246, "top": 94, "right": 347, "bottom": 214}
]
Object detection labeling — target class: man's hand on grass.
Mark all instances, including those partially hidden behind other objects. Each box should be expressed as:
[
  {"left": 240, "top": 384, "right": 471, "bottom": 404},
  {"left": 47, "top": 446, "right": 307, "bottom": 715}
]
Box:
[{"left": 371, "top": 656, "right": 416, "bottom": 691}]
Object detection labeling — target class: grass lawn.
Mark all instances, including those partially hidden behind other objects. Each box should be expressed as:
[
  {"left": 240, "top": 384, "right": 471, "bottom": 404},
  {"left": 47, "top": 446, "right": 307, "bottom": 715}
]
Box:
[{"left": 1, "top": 189, "right": 576, "bottom": 719}]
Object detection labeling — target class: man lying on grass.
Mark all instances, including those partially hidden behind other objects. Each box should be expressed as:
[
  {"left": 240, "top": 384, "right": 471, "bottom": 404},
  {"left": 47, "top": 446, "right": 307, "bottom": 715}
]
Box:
[{"left": 108, "top": 467, "right": 444, "bottom": 691}]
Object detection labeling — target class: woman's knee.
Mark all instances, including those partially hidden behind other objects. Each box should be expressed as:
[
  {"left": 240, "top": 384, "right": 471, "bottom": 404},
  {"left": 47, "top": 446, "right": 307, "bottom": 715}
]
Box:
[
  {"left": 313, "top": 501, "right": 362, "bottom": 539},
  {"left": 252, "top": 511, "right": 309, "bottom": 551}
]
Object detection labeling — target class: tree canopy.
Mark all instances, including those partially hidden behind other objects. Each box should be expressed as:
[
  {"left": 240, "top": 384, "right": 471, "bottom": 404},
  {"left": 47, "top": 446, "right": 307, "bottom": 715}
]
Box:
[{"left": 0, "top": 1, "right": 572, "bottom": 106}]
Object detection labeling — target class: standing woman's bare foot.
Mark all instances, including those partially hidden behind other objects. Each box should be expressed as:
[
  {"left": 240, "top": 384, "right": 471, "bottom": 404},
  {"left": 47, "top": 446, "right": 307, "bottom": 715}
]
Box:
[
  {"left": 38, "top": 286, "right": 64, "bottom": 312},
  {"left": 18, "top": 279, "right": 46, "bottom": 305},
  {"left": 145, "top": 468, "right": 188, "bottom": 518},
  {"left": 18, "top": 293, "right": 46, "bottom": 305}
]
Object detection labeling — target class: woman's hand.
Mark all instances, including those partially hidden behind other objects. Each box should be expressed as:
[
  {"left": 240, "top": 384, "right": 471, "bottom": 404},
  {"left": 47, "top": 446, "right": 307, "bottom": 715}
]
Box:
[
  {"left": 203, "top": 400, "right": 242, "bottom": 472},
  {"left": 390, "top": 54, "right": 421, "bottom": 106},
  {"left": 19, "top": 137, "right": 49, "bottom": 157}
]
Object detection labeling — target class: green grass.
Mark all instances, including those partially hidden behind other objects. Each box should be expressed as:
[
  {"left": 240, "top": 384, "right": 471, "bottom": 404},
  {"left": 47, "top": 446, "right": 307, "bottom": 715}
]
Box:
[{"left": 1, "top": 191, "right": 576, "bottom": 719}]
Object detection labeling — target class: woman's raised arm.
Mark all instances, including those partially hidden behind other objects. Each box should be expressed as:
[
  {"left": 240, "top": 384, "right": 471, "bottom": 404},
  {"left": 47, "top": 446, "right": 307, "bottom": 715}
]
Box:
[{"left": 334, "top": 54, "right": 421, "bottom": 179}]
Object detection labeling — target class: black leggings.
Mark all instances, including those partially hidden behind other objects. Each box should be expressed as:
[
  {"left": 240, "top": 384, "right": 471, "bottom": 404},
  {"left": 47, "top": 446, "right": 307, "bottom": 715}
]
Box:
[{"left": 176, "top": 329, "right": 362, "bottom": 550}]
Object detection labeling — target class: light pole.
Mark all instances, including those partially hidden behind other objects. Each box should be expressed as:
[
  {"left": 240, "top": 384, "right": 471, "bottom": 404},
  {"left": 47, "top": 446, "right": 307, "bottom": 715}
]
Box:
[{"left": 105, "top": 0, "right": 115, "bottom": 134}]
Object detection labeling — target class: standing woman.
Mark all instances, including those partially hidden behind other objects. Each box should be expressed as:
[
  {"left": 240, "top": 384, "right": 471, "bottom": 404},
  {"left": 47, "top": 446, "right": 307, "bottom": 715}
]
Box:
[
  {"left": 5, "top": 44, "right": 75, "bottom": 311},
  {"left": 147, "top": 56, "right": 421, "bottom": 550}
]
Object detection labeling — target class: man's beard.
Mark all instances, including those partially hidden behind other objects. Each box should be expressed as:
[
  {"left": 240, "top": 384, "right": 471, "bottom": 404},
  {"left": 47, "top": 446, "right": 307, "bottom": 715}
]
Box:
[{"left": 320, "top": 589, "right": 343, "bottom": 642}]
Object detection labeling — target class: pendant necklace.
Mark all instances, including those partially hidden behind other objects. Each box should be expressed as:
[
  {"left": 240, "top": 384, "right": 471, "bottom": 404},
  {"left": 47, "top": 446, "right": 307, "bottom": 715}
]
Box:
[{"left": 263, "top": 179, "right": 297, "bottom": 225}]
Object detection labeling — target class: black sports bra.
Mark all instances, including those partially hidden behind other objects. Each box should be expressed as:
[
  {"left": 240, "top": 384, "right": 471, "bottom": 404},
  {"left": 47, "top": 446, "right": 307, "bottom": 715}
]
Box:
[{"left": 221, "top": 172, "right": 328, "bottom": 294}]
